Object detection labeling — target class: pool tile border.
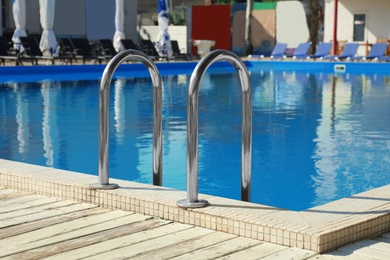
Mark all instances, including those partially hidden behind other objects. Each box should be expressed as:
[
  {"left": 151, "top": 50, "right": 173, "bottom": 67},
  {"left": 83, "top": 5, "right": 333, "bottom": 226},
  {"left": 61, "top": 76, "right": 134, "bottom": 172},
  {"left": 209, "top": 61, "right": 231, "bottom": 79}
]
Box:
[{"left": 0, "top": 159, "right": 389, "bottom": 253}]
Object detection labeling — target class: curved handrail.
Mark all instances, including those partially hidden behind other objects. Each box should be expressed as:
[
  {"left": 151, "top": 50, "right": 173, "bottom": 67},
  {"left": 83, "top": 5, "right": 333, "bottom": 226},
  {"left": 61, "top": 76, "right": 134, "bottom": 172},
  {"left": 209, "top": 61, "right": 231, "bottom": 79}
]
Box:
[
  {"left": 177, "top": 50, "right": 252, "bottom": 208},
  {"left": 90, "top": 49, "right": 163, "bottom": 189}
]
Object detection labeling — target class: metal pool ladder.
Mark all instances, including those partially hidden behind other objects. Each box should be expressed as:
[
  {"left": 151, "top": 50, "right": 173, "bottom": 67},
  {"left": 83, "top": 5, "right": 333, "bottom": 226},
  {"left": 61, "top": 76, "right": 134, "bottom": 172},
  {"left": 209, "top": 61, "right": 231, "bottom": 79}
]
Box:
[
  {"left": 90, "top": 49, "right": 163, "bottom": 189},
  {"left": 177, "top": 50, "right": 252, "bottom": 208}
]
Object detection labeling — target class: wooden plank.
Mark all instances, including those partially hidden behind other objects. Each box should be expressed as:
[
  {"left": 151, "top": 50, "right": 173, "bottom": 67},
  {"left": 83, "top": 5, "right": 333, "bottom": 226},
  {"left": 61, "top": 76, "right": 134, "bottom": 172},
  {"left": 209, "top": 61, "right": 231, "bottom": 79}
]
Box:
[
  {"left": 106, "top": 227, "right": 224, "bottom": 259},
  {"left": 84, "top": 226, "right": 225, "bottom": 260},
  {"left": 0, "top": 189, "right": 33, "bottom": 198},
  {"left": 4, "top": 217, "right": 169, "bottom": 260},
  {"left": 214, "top": 243, "right": 288, "bottom": 260},
  {"left": 47, "top": 223, "right": 194, "bottom": 259},
  {"left": 0, "top": 209, "right": 137, "bottom": 248},
  {"left": 127, "top": 227, "right": 220, "bottom": 259},
  {"left": 166, "top": 236, "right": 262, "bottom": 260},
  {"left": 0, "top": 194, "right": 53, "bottom": 210},
  {"left": 0, "top": 202, "right": 96, "bottom": 228},
  {"left": 376, "top": 237, "right": 390, "bottom": 243},
  {"left": 259, "top": 247, "right": 317, "bottom": 260},
  {"left": 307, "top": 253, "right": 373, "bottom": 260},
  {"left": 0, "top": 207, "right": 111, "bottom": 239},
  {"left": 338, "top": 242, "right": 390, "bottom": 259},
  {"left": 0, "top": 189, "right": 19, "bottom": 196},
  {"left": 377, "top": 233, "right": 390, "bottom": 243},
  {"left": 368, "top": 241, "right": 390, "bottom": 252},
  {"left": 132, "top": 231, "right": 239, "bottom": 260},
  {"left": 0, "top": 197, "right": 71, "bottom": 218}
]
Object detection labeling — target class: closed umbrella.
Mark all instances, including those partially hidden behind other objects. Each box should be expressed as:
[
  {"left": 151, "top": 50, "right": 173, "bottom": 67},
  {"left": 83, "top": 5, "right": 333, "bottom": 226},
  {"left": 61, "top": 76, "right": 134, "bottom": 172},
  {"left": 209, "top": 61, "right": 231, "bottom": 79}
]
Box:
[
  {"left": 113, "top": 0, "right": 125, "bottom": 53},
  {"left": 12, "top": 0, "right": 27, "bottom": 52},
  {"left": 155, "top": 0, "right": 172, "bottom": 57},
  {"left": 39, "top": 0, "right": 59, "bottom": 56}
]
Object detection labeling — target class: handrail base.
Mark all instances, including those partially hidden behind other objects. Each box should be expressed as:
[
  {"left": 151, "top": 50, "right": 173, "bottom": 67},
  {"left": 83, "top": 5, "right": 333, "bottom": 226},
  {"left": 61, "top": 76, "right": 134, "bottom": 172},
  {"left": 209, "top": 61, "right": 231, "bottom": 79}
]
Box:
[
  {"left": 89, "top": 183, "right": 120, "bottom": 190},
  {"left": 177, "top": 199, "right": 209, "bottom": 208}
]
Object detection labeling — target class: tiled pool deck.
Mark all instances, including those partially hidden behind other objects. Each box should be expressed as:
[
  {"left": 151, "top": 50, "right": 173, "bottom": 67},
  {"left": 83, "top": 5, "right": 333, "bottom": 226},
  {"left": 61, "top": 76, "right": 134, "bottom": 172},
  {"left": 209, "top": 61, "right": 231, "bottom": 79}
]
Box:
[{"left": 0, "top": 159, "right": 389, "bottom": 253}]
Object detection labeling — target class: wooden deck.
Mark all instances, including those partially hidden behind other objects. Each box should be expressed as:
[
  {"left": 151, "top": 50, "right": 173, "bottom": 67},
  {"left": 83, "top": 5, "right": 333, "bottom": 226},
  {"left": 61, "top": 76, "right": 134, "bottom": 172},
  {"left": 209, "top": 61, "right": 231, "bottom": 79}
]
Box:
[{"left": 1, "top": 188, "right": 389, "bottom": 259}]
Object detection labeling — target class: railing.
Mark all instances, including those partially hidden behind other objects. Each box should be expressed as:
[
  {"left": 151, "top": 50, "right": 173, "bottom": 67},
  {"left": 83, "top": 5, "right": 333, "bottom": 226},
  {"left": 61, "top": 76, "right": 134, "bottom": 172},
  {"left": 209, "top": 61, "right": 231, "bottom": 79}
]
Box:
[
  {"left": 90, "top": 49, "right": 163, "bottom": 189},
  {"left": 177, "top": 50, "right": 252, "bottom": 208},
  {"left": 90, "top": 49, "right": 252, "bottom": 208}
]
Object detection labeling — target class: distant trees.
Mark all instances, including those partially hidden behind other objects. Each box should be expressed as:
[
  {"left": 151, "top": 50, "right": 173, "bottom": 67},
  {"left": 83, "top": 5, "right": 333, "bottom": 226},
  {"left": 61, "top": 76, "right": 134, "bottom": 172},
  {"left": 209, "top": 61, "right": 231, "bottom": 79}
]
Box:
[{"left": 245, "top": 0, "right": 254, "bottom": 55}]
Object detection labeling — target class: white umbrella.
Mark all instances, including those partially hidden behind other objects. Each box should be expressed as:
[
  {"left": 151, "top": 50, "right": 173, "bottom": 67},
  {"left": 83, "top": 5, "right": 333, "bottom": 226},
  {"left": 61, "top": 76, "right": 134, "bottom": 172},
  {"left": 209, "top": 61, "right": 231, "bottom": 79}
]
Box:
[
  {"left": 39, "top": 0, "right": 59, "bottom": 56},
  {"left": 113, "top": 0, "right": 125, "bottom": 53},
  {"left": 155, "top": 0, "right": 172, "bottom": 57},
  {"left": 12, "top": 0, "right": 27, "bottom": 52}
]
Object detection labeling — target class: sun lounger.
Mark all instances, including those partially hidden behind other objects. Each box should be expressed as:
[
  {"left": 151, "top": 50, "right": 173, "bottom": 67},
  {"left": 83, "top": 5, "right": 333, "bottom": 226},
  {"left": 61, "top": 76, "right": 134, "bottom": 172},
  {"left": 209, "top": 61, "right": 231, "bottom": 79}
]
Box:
[
  {"left": 139, "top": 39, "right": 169, "bottom": 61},
  {"left": 289, "top": 42, "right": 312, "bottom": 59},
  {"left": 171, "top": 40, "right": 191, "bottom": 61},
  {"left": 307, "top": 42, "right": 332, "bottom": 60},
  {"left": 379, "top": 56, "right": 390, "bottom": 62},
  {"left": 59, "top": 38, "right": 73, "bottom": 53},
  {"left": 58, "top": 37, "right": 78, "bottom": 64},
  {"left": 121, "top": 39, "right": 174, "bottom": 61},
  {"left": 98, "top": 39, "right": 118, "bottom": 58},
  {"left": 121, "top": 39, "right": 142, "bottom": 51},
  {"left": 0, "top": 37, "right": 21, "bottom": 65},
  {"left": 248, "top": 43, "right": 288, "bottom": 59},
  {"left": 352, "top": 42, "right": 388, "bottom": 61},
  {"left": 323, "top": 42, "right": 359, "bottom": 61},
  {"left": 69, "top": 38, "right": 105, "bottom": 64},
  {"left": 19, "top": 36, "right": 60, "bottom": 65}
]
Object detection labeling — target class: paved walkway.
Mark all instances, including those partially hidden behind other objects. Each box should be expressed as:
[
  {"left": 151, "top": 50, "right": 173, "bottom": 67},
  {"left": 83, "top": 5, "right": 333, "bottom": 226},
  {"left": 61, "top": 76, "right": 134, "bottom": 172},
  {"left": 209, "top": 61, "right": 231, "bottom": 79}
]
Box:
[{"left": 1, "top": 188, "right": 389, "bottom": 260}]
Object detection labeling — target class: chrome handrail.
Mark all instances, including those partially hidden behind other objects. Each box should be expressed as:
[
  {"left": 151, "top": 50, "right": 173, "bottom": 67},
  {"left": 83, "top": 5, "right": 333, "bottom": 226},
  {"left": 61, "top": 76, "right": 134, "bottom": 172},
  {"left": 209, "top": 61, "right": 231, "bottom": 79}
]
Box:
[
  {"left": 90, "top": 49, "right": 163, "bottom": 189},
  {"left": 177, "top": 50, "right": 252, "bottom": 208}
]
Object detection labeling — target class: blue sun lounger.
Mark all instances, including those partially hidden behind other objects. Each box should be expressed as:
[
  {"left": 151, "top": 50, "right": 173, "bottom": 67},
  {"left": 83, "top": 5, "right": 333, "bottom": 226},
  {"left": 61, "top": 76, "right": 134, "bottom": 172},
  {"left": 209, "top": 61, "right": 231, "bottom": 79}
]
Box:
[
  {"left": 307, "top": 42, "right": 332, "bottom": 60},
  {"left": 288, "top": 42, "right": 312, "bottom": 59},
  {"left": 352, "top": 42, "right": 388, "bottom": 61},
  {"left": 323, "top": 42, "right": 359, "bottom": 61},
  {"left": 379, "top": 56, "right": 390, "bottom": 62},
  {"left": 269, "top": 43, "right": 288, "bottom": 59},
  {"left": 248, "top": 42, "right": 287, "bottom": 59}
]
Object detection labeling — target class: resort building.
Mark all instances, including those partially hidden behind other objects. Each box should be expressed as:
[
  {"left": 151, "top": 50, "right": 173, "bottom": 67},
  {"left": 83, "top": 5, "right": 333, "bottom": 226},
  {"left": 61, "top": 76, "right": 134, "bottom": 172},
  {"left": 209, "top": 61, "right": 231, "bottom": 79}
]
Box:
[
  {"left": 2, "top": 0, "right": 390, "bottom": 56},
  {"left": 323, "top": 0, "right": 390, "bottom": 56}
]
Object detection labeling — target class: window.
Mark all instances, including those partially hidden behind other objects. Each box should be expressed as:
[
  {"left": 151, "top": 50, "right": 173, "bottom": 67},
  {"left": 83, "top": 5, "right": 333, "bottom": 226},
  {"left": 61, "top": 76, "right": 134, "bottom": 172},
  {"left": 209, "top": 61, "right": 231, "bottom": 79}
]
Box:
[{"left": 353, "top": 14, "right": 366, "bottom": 42}]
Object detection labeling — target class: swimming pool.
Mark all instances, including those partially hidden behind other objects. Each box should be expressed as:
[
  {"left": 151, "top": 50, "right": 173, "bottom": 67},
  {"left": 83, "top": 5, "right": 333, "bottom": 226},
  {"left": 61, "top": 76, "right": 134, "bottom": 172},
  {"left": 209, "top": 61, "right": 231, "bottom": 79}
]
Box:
[{"left": 0, "top": 61, "right": 389, "bottom": 211}]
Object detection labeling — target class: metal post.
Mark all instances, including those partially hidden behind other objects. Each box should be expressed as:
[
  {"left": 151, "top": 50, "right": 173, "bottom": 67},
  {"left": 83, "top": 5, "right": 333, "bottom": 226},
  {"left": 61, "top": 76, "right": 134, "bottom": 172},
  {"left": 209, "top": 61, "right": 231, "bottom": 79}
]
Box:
[
  {"left": 177, "top": 50, "right": 252, "bottom": 208},
  {"left": 332, "top": 0, "right": 339, "bottom": 55},
  {"left": 90, "top": 49, "right": 163, "bottom": 189}
]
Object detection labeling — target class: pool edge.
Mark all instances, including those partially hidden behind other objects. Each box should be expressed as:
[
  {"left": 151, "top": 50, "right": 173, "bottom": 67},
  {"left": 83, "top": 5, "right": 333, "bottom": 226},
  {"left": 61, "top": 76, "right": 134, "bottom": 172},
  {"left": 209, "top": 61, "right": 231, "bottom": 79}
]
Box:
[{"left": 0, "top": 159, "right": 389, "bottom": 253}]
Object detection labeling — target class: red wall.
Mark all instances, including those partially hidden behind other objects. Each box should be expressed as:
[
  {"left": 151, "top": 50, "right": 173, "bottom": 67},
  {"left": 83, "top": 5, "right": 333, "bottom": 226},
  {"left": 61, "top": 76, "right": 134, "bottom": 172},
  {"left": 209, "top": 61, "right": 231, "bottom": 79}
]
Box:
[{"left": 192, "top": 5, "right": 231, "bottom": 55}]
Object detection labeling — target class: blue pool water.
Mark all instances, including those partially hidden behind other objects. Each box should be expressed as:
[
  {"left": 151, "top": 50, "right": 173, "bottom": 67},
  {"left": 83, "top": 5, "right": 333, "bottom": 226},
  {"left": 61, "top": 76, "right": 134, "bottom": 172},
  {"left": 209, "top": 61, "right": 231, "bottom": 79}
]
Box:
[{"left": 0, "top": 62, "right": 389, "bottom": 211}]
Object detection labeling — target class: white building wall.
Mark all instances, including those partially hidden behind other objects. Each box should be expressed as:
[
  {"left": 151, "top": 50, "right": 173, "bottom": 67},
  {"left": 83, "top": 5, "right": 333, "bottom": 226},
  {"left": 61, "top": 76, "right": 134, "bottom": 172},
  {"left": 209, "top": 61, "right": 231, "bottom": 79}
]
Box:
[
  {"left": 276, "top": 1, "right": 309, "bottom": 48},
  {"left": 124, "top": 0, "right": 138, "bottom": 41},
  {"left": 138, "top": 26, "right": 188, "bottom": 53},
  {"left": 85, "top": 0, "right": 115, "bottom": 40},
  {"left": 25, "top": 0, "right": 40, "bottom": 34},
  {"left": 55, "top": 0, "right": 86, "bottom": 37},
  {"left": 324, "top": 0, "right": 390, "bottom": 55}
]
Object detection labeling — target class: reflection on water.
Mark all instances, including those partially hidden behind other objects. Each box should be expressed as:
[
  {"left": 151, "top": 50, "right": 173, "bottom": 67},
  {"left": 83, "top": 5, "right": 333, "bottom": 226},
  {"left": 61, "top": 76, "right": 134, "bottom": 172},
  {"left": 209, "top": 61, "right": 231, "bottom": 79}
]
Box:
[
  {"left": 41, "top": 81, "right": 59, "bottom": 167},
  {"left": 114, "top": 78, "right": 126, "bottom": 144},
  {"left": 0, "top": 70, "right": 389, "bottom": 211},
  {"left": 14, "top": 83, "right": 30, "bottom": 156}
]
